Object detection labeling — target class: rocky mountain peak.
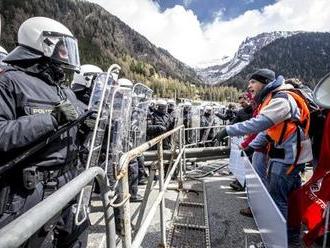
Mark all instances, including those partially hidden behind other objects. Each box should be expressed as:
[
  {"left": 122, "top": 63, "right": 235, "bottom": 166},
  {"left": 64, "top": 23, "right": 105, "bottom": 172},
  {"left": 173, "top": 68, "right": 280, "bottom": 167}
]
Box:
[{"left": 197, "top": 31, "right": 299, "bottom": 85}]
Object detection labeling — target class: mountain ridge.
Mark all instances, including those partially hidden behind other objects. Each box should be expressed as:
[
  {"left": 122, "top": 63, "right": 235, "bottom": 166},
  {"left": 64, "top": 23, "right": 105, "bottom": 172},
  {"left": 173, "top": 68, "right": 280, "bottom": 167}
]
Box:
[
  {"left": 197, "top": 31, "right": 299, "bottom": 85},
  {"left": 222, "top": 32, "right": 330, "bottom": 89}
]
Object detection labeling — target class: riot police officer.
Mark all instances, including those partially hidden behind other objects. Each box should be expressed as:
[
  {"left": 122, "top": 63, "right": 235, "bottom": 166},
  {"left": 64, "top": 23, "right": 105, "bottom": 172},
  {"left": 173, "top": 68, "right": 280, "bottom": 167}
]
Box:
[
  {"left": 200, "top": 105, "right": 215, "bottom": 145},
  {"left": 117, "top": 78, "right": 143, "bottom": 202},
  {"left": 167, "top": 99, "right": 176, "bottom": 129},
  {"left": 0, "top": 17, "right": 88, "bottom": 247},
  {"left": 147, "top": 99, "right": 172, "bottom": 149},
  {"left": 71, "top": 64, "right": 103, "bottom": 105}
]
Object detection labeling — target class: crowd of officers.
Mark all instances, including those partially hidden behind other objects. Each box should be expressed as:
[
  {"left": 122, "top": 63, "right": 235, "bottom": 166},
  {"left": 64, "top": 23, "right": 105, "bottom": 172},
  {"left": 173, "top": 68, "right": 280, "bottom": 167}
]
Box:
[{"left": 0, "top": 16, "right": 328, "bottom": 248}]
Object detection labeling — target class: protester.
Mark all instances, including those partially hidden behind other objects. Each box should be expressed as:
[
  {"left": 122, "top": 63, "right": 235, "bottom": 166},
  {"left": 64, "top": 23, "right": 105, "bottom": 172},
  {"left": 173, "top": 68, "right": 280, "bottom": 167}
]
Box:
[
  {"left": 231, "top": 94, "right": 253, "bottom": 124},
  {"left": 213, "top": 68, "right": 313, "bottom": 246}
]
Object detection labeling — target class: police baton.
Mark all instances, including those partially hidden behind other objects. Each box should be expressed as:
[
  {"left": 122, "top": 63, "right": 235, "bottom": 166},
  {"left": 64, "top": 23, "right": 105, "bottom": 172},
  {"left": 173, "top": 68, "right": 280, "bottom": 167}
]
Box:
[{"left": 0, "top": 110, "right": 94, "bottom": 176}]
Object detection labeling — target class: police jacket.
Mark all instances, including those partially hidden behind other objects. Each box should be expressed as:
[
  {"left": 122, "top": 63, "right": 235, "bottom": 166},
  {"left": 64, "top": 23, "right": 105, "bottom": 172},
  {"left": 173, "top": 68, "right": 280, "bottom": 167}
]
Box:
[
  {"left": 147, "top": 110, "right": 171, "bottom": 136},
  {"left": 200, "top": 114, "right": 215, "bottom": 139},
  {"left": 231, "top": 105, "right": 253, "bottom": 124},
  {"left": 147, "top": 110, "right": 172, "bottom": 149},
  {"left": 0, "top": 67, "right": 84, "bottom": 168}
]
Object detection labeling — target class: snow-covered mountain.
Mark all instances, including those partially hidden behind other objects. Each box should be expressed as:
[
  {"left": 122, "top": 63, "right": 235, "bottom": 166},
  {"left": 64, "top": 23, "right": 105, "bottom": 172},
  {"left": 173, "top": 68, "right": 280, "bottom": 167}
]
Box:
[{"left": 197, "top": 31, "right": 299, "bottom": 85}]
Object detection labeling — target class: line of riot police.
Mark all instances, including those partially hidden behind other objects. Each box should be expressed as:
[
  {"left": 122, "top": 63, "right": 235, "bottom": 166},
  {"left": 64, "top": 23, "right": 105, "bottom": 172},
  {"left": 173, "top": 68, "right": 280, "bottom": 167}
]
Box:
[{"left": 0, "top": 16, "right": 232, "bottom": 247}]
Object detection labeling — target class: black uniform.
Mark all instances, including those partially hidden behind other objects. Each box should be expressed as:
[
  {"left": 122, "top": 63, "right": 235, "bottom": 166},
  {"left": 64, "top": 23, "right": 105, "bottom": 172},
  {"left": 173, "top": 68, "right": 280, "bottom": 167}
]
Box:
[
  {"left": 200, "top": 114, "right": 215, "bottom": 144},
  {"left": 183, "top": 109, "right": 193, "bottom": 144},
  {"left": 230, "top": 105, "right": 253, "bottom": 124},
  {"left": 0, "top": 66, "right": 88, "bottom": 247},
  {"left": 147, "top": 109, "right": 172, "bottom": 149},
  {"left": 215, "top": 108, "right": 236, "bottom": 123}
]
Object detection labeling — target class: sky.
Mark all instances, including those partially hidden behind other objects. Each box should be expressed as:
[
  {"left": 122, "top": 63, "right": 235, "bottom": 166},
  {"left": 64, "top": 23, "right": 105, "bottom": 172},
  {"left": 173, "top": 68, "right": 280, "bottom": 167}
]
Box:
[{"left": 88, "top": 0, "right": 330, "bottom": 68}]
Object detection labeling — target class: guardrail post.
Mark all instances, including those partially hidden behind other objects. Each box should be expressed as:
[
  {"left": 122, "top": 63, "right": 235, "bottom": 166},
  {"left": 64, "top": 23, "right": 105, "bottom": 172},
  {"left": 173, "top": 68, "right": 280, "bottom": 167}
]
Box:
[
  {"left": 99, "top": 181, "right": 116, "bottom": 248},
  {"left": 178, "top": 128, "right": 183, "bottom": 189},
  {"left": 122, "top": 161, "right": 132, "bottom": 248},
  {"left": 183, "top": 128, "right": 187, "bottom": 174},
  {"left": 135, "top": 167, "right": 156, "bottom": 230},
  {"left": 158, "top": 140, "right": 166, "bottom": 247}
]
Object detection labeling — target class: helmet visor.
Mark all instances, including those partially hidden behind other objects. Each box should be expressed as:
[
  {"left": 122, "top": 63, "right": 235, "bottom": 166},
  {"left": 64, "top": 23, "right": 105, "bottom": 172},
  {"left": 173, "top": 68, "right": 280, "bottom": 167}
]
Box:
[{"left": 42, "top": 32, "right": 80, "bottom": 71}]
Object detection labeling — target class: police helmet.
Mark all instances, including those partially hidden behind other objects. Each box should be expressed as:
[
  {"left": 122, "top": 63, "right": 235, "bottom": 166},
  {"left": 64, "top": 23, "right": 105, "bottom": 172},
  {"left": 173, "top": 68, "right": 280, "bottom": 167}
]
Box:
[
  {"left": 4, "top": 17, "right": 80, "bottom": 72},
  {"left": 167, "top": 99, "right": 176, "bottom": 107},
  {"left": 109, "top": 64, "right": 121, "bottom": 81},
  {"left": 156, "top": 99, "right": 167, "bottom": 113},
  {"left": 204, "top": 105, "right": 212, "bottom": 112},
  {"left": 156, "top": 99, "right": 167, "bottom": 107},
  {"left": 72, "top": 64, "right": 102, "bottom": 89},
  {"left": 118, "top": 78, "right": 133, "bottom": 89}
]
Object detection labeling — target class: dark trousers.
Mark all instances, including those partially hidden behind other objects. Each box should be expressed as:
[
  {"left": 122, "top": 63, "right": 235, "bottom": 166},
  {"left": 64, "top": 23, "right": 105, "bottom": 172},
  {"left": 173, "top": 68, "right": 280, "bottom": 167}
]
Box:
[
  {"left": 137, "top": 156, "right": 147, "bottom": 180},
  {"left": 0, "top": 169, "right": 89, "bottom": 248},
  {"left": 128, "top": 159, "right": 139, "bottom": 198}
]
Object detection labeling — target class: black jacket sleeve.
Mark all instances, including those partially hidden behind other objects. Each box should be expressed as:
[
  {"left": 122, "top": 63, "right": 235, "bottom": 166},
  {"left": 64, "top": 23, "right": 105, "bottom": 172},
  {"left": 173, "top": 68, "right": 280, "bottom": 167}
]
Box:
[{"left": 0, "top": 81, "right": 57, "bottom": 152}]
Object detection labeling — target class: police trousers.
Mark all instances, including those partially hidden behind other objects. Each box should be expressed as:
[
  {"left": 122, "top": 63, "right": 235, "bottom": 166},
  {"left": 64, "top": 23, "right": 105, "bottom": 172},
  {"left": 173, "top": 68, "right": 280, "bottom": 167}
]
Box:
[{"left": 0, "top": 168, "right": 89, "bottom": 248}]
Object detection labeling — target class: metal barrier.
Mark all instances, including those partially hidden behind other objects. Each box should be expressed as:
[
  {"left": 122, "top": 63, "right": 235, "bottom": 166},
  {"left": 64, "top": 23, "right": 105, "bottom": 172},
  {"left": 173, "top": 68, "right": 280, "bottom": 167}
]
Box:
[
  {"left": 184, "top": 124, "right": 225, "bottom": 148},
  {"left": 244, "top": 154, "right": 288, "bottom": 248},
  {"left": 0, "top": 123, "right": 229, "bottom": 248},
  {"left": 116, "top": 125, "right": 185, "bottom": 248},
  {"left": 228, "top": 136, "right": 245, "bottom": 186},
  {"left": 0, "top": 167, "right": 116, "bottom": 248}
]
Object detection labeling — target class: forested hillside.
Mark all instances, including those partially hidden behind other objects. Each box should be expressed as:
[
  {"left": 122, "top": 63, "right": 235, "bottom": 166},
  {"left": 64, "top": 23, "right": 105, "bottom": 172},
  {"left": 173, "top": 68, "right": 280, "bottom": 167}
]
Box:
[
  {"left": 0, "top": 0, "right": 240, "bottom": 101},
  {"left": 223, "top": 32, "right": 330, "bottom": 88}
]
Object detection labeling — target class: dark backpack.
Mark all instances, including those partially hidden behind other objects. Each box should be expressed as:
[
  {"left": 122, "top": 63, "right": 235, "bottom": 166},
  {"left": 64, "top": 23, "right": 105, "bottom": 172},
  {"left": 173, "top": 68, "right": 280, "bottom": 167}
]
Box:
[{"left": 285, "top": 80, "right": 326, "bottom": 160}]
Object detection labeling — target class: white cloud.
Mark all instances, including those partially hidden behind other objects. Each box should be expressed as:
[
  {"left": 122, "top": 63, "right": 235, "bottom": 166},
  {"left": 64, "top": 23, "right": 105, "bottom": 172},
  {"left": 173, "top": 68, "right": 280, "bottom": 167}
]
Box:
[{"left": 88, "top": 0, "right": 330, "bottom": 68}]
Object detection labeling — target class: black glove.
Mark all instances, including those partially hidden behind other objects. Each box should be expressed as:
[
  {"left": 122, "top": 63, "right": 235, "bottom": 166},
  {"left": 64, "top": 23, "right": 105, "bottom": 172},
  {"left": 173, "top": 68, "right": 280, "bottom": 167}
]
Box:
[
  {"left": 51, "top": 100, "right": 79, "bottom": 126},
  {"left": 84, "top": 112, "right": 97, "bottom": 130},
  {"left": 212, "top": 128, "right": 228, "bottom": 144},
  {"left": 243, "top": 146, "right": 254, "bottom": 157},
  {"left": 157, "top": 125, "right": 167, "bottom": 132}
]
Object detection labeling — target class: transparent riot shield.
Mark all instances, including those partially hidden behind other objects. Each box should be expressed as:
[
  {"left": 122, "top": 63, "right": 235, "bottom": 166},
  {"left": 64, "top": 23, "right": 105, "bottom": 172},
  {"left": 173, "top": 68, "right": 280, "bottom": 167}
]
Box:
[
  {"left": 174, "top": 106, "right": 183, "bottom": 127},
  {"left": 200, "top": 108, "right": 215, "bottom": 145},
  {"left": 105, "top": 86, "right": 132, "bottom": 187},
  {"left": 171, "top": 106, "right": 183, "bottom": 145},
  {"left": 75, "top": 65, "right": 120, "bottom": 225},
  {"left": 130, "top": 83, "right": 153, "bottom": 148},
  {"left": 213, "top": 106, "right": 223, "bottom": 135},
  {"left": 190, "top": 106, "right": 201, "bottom": 146}
]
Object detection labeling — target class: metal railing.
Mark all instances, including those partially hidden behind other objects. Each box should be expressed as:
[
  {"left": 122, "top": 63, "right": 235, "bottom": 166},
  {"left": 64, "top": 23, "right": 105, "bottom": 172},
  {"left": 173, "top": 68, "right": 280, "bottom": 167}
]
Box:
[
  {"left": 116, "top": 125, "right": 185, "bottom": 248},
  {"left": 0, "top": 167, "right": 116, "bottom": 248},
  {"left": 0, "top": 123, "right": 230, "bottom": 248},
  {"left": 184, "top": 124, "right": 225, "bottom": 147}
]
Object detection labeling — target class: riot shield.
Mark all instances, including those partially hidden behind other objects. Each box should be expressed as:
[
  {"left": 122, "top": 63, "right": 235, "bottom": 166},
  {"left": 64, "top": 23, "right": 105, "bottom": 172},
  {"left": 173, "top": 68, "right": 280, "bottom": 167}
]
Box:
[
  {"left": 75, "top": 65, "right": 121, "bottom": 225},
  {"left": 174, "top": 106, "right": 183, "bottom": 127},
  {"left": 190, "top": 106, "right": 201, "bottom": 145},
  {"left": 200, "top": 108, "right": 215, "bottom": 144},
  {"left": 130, "top": 83, "right": 153, "bottom": 148},
  {"left": 105, "top": 86, "right": 132, "bottom": 186}
]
